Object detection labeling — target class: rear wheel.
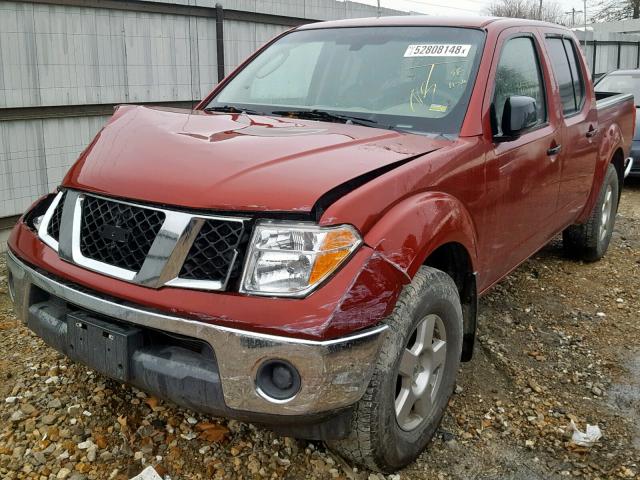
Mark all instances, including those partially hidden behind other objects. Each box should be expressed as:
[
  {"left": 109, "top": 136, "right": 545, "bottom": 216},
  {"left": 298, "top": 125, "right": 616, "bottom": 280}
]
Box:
[
  {"left": 328, "top": 266, "right": 463, "bottom": 473},
  {"left": 563, "top": 164, "right": 619, "bottom": 262}
]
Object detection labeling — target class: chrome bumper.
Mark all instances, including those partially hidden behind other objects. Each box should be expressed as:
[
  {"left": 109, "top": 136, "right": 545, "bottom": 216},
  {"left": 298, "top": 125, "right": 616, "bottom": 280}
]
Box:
[{"left": 7, "top": 250, "right": 386, "bottom": 415}]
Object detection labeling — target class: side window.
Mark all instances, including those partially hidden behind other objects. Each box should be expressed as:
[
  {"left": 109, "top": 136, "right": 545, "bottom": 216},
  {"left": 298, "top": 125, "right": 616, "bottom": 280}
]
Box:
[
  {"left": 545, "top": 37, "right": 585, "bottom": 115},
  {"left": 493, "top": 37, "right": 546, "bottom": 136},
  {"left": 564, "top": 39, "right": 585, "bottom": 110},
  {"left": 546, "top": 38, "right": 575, "bottom": 114}
]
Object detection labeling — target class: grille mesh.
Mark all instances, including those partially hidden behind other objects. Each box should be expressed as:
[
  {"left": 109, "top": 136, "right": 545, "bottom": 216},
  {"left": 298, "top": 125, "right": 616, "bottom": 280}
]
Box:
[
  {"left": 179, "top": 219, "right": 245, "bottom": 282},
  {"left": 47, "top": 193, "right": 65, "bottom": 241},
  {"left": 79, "top": 196, "right": 165, "bottom": 271}
]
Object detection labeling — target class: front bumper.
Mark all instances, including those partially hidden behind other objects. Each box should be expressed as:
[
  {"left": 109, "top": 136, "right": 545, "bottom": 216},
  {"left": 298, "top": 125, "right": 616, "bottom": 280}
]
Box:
[{"left": 7, "top": 250, "right": 386, "bottom": 423}]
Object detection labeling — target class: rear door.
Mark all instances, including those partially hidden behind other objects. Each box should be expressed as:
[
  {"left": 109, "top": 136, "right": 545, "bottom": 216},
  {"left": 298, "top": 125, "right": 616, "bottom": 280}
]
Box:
[
  {"left": 543, "top": 33, "right": 598, "bottom": 222},
  {"left": 482, "top": 29, "right": 563, "bottom": 280}
]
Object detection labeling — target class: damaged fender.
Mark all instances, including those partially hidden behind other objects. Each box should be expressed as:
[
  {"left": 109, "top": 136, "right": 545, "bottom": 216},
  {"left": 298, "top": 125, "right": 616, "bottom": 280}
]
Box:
[{"left": 363, "top": 191, "right": 479, "bottom": 279}]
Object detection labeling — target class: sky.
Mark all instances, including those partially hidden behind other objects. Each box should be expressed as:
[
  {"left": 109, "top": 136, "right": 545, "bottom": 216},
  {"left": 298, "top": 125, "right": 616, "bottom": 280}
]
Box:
[{"left": 351, "top": 0, "right": 596, "bottom": 26}]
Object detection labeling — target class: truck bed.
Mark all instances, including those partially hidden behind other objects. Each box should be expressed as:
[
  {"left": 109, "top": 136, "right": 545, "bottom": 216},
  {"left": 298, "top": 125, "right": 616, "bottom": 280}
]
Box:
[
  {"left": 594, "top": 91, "right": 635, "bottom": 162},
  {"left": 595, "top": 91, "right": 635, "bottom": 110}
]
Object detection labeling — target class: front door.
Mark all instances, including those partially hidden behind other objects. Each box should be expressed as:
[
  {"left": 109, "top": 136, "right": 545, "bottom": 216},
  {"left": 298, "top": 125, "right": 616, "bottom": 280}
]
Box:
[{"left": 482, "top": 31, "right": 563, "bottom": 283}]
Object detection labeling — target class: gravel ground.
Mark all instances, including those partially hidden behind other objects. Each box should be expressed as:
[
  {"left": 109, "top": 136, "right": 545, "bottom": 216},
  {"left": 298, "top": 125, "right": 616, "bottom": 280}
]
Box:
[{"left": 1, "top": 180, "right": 639, "bottom": 480}]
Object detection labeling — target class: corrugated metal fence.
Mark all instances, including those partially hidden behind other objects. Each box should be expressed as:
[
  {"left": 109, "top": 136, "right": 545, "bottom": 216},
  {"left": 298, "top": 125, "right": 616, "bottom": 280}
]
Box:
[
  {"left": 576, "top": 30, "right": 640, "bottom": 78},
  {"left": 0, "top": 0, "right": 403, "bottom": 220}
]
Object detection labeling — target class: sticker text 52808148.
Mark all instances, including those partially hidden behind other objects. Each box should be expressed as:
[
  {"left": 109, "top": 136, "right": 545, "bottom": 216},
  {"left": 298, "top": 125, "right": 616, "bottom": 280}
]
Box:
[{"left": 404, "top": 44, "right": 471, "bottom": 57}]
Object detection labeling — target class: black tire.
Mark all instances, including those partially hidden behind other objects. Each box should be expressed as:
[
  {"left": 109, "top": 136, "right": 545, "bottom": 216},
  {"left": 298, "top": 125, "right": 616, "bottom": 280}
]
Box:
[
  {"left": 328, "top": 266, "right": 463, "bottom": 473},
  {"left": 563, "top": 164, "right": 619, "bottom": 262}
]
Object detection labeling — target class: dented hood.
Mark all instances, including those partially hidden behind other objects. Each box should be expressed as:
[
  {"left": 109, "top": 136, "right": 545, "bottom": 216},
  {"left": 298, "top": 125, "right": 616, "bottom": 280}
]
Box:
[{"left": 63, "top": 105, "right": 449, "bottom": 213}]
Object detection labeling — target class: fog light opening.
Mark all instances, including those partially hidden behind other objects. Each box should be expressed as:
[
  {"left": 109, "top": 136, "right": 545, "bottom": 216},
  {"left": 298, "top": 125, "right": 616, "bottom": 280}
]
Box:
[{"left": 255, "top": 359, "right": 301, "bottom": 402}]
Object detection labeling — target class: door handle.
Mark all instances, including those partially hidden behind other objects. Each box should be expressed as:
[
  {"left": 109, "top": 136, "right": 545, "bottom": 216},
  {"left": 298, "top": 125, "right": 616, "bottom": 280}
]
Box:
[
  {"left": 586, "top": 128, "right": 599, "bottom": 138},
  {"left": 547, "top": 145, "right": 562, "bottom": 156}
]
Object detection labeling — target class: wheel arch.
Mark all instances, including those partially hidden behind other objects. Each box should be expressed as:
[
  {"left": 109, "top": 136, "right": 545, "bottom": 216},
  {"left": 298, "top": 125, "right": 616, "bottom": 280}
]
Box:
[
  {"left": 610, "top": 147, "right": 625, "bottom": 201},
  {"left": 577, "top": 141, "right": 626, "bottom": 224},
  {"left": 422, "top": 242, "right": 477, "bottom": 362},
  {"left": 363, "top": 192, "right": 479, "bottom": 361}
]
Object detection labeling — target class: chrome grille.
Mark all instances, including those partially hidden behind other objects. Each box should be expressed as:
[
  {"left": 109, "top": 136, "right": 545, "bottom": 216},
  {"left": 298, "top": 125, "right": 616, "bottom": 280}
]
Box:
[
  {"left": 179, "top": 219, "right": 246, "bottom": 282},
  {"left": 39, "top": 190, "right": 247, "bottom": 291},
  {"left": 79, "top": 196, "right": 165, "bottom": 272}
]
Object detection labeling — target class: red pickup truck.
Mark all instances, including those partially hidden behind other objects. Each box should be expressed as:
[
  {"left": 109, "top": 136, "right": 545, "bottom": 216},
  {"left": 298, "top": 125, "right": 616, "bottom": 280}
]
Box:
[{"left": 7, "top": 16, "right": 635, "bottom": 472}]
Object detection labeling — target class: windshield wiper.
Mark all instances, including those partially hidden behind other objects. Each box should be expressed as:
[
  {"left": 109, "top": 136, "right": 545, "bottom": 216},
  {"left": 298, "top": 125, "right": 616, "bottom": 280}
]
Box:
[
  {"left": 271, "top": 109, "right": 381, "bottom": 128},
  {"left": 204, "top": 105, "right": 262, "bottom": 115},
  {"left": 205, "top": 106, "right": 401, "bottom": 131}
]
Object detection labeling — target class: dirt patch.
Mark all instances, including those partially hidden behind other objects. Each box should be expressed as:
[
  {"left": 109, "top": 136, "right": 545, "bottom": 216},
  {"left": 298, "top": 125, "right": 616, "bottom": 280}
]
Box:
[{"left": 0, "top": 181, "right": 639, "bottom": 480}]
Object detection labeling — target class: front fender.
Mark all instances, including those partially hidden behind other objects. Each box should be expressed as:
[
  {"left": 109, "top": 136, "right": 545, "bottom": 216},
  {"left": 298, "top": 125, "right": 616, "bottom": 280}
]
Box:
[{"left": 363, "top": 192, "right": 479, "bottom": 280}]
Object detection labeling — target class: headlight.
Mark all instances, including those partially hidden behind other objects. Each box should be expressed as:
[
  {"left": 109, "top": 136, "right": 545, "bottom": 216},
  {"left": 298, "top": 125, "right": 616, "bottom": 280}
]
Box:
[{"left": 240, "top": 222, "right": 362, "bottom": 297}]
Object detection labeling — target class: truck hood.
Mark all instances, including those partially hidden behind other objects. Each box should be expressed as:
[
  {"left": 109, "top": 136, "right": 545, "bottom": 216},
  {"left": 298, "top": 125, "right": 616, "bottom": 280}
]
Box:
[{"left": 63, "top": 105, "right": 450, "bottom": 213}]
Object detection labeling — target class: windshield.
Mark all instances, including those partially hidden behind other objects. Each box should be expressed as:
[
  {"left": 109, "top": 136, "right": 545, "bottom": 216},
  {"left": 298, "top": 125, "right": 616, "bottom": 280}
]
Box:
[
  {"left": 206, "top": 26, "right": 486, "bottom": 135},
  {"left": 596, "top": 73, "right": 640, "bottom": 106}
]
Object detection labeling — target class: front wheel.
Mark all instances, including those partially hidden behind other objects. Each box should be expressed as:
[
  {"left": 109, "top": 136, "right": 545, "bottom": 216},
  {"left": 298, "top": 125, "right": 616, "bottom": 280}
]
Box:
[
  {"left": 328, "top": 266, "right": 463, "bottom": 473},
  {"left": 563, "top": 163, "right": 619, "bottom": 262}
]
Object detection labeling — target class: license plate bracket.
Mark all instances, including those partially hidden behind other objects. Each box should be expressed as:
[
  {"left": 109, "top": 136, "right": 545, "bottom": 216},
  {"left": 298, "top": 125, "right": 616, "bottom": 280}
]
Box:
[{"left": 66, "top": 312, "right": 143, "bottom": 381}]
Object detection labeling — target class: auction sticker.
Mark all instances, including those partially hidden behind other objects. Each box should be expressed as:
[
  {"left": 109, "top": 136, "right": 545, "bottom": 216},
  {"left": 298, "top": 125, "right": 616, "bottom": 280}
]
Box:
[
  {"left": 404, "top": 44, "right": 471, "bottom": 57},
  {"left": 429, "top": 104, "right": 448, "bottom": 112}
]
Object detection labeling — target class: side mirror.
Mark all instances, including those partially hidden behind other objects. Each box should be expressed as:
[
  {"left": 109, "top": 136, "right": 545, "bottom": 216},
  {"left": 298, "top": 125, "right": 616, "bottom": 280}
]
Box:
[{"left": 501, "top": 96, "right": 538, "bottom": 138}]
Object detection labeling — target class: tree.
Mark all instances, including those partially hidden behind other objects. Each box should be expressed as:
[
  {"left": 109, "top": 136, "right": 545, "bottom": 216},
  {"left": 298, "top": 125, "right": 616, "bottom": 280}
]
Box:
[
  {"left": 591, "top": 0, "right": 640, "bottom": 21},
  {"left": 486, "top": 0, "right": 566, "bottom": 25}
]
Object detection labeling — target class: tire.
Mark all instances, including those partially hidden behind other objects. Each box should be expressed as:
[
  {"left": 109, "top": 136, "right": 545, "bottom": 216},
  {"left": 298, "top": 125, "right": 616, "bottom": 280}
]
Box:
[
  {"left": 563, "top": 164, "right": 619, "bottom": 262},
  {"left": 328, "top": 266, "right": 463, "bottom": 473}
]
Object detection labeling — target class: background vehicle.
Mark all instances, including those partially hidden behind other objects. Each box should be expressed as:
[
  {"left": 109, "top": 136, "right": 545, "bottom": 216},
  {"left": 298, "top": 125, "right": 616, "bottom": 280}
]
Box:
[
  {"left": 6, "top": 16, "right": 635, "bottom": 472},
  {"left": 595, "top": 69, "right": 640, "bottom": 177}
]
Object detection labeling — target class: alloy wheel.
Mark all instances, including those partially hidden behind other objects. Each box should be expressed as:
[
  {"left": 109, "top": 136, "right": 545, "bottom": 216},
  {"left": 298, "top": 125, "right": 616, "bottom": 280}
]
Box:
[
  {"left": 599, "top": 184, "right": 613, "bottom": 242},
  {"left": 395, "top": 314, "right": 447, "bottom": 431}
]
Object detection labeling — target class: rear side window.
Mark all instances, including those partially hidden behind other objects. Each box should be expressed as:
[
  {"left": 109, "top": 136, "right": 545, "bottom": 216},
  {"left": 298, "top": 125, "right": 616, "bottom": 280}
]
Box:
[
  {"left": 493, "top": 36, "right": 546, "bottom": 136},
  {"left": 564, "top": 39, "right": 585, "bottom": 109},
  {"left": 545, "top": 37, "right": 585, "bottom": 115}
]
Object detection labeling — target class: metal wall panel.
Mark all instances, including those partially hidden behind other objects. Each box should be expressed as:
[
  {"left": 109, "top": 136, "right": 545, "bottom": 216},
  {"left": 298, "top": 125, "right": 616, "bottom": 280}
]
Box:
[
  {"left": 255, "top": 22, "right": 291, "bottom": 49},
  {"left": 223, "top": 20, "right": 255, "bottom": 75},
  {"left": 196, "top": 16, "right": 218, "bottom": 100},
  {"left": 0, "top": 2, "right": 217, "bottom": 108},
  {"left": 594, "top": 43, "right": 618, "bottom": 75},
  {"left": 41, "top": 115, "right": 110, "bottom": 191},
  {"left": 304, "top": 0, "right": 344, "bottom": 20},
  {"left": 582, "top": 43, "right": 594, "bottom": 71},
  {"left": 222, "top": 20, "right": 290, "bottom": 75},
  {"left": 0, "top": 115, "right": 109, "bottom": 216},
  {"left": 121, "top": 11, "right": 193, "bottom": 102},
  {"left": 135, "top": 0, "right": 402, "bottom": 20},
  {"left": 0, "top": 2, "right": 40, "bottom": 108},
  {"left": 620, "top": 44, "right": 639, "bottom": 69},
  {"left": 0, "top": 119, "right": 47, "bottom": 216},
  {"left": 576, "top": 31, "right": 640, "bottom": 74},
  {"left": 256, "top": 0, "right": 306, "bottom": 18}
]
